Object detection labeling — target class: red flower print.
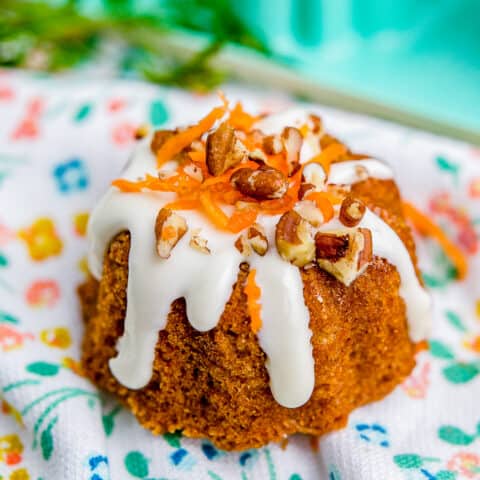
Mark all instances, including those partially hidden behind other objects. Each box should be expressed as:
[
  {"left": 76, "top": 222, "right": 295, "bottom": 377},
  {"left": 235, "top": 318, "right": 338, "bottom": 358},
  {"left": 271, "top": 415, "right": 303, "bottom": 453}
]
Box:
[
  {"left": 112, "top": 122, "right": 136, "bottom": 146},
  {"left": 448, "top": 452, "right": 480, "bottom": 478},
  {"left": 25, "top": 280, "right": 60, "bottom": 308}
]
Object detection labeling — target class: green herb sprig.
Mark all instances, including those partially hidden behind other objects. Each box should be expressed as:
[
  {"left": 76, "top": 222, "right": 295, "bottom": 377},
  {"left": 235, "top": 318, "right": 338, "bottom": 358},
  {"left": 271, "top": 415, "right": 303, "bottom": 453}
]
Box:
[{"left": 0, "top": 0, "right": 268, "bottom": 91}]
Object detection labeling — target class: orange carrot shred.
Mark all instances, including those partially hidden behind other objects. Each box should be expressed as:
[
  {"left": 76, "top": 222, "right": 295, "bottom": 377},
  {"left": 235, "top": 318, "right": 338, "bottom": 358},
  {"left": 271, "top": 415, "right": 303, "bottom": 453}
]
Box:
[
  {"left": 228, "top": 102, "right": 259, "bottom": 132},
  {"left": 199, "top": 190, "right": 229, "bottom": 229},
  {"left": 403, "top": 201, "right": 468, "bottom": 280},
  {"left": 305, "top": 192, "right": 334, "bottom": 222},
  {"left": 307, "top": 143, "right": 347, "bottom": 175},
  {"left": 156, "top": 103, "right": 227, "bottom": 168},
  {"left": 164, "top": 198, "right": 201, "bottom": 210},
  {"left": 227, "top": 208, "right": 258, "bottom": 233},
  {"left": 188, "top": 150, "right": 206, "bottom": 163},
  {"left": 245, "top": 269, "right": 262, "bottom": 333}
]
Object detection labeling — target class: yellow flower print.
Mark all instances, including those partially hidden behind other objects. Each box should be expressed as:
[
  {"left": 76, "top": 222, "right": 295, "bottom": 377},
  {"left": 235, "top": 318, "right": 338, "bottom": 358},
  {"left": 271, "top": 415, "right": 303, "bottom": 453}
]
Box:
[
  {"left": 1, "top": 399, "right": 23, "bottom": 426},
  {"left": 61, "top": 357, "right": 85, "bottom": 377},
  {"left": 40, "top": 327, "right": 72, "bottom": 349},
  {"left": 0, "top": 434, "right": 23, "bottom": 466},
  {"left": 73, "top": 212, "right": 89, "bottom": 237},
  {"left": 18, "top": 218, "right": 62, "bottom": 261},
  {"left": 9, "top": 468, "right": 30, "bottom": 480},
  {"left": 476, "top": 299, "right": 480, "bottom": 320},
  {"left": 78, "top": 256, "right": 89, "bottom": 276}
]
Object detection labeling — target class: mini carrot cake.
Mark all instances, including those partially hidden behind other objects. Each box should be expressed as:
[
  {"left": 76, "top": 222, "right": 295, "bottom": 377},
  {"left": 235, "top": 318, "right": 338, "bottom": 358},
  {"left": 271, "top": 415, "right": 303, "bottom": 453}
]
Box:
[{"left": 79, "top": 99, "right": 431, "bottom": 450}]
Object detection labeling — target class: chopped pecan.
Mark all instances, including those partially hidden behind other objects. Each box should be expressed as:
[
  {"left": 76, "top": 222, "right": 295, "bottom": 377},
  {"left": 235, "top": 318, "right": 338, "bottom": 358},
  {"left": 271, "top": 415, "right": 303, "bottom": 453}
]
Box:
[
  {"left": 189, "top": 228, "right": 211, "bottom": 254},
  {"left": 295, "top": 200, "right": 324, "bottom": 227},
  {"left": 206, "top": 122, "right": 246, "bottom": 176},
  {"left": 263, "top": 135, "right": 283, "bottom": 155},
  {"left": 281, "top": 127, "right": 303, "bottom": 175},
  {"left": 231, "top": 165, "right": 288, "bottom": 200},
  {"left": 316, "top": 228, "right": 373, "bottom": 285},
  {"left": 235, "top": 223, "right": 268, "bottom": 257},
  {"left": 275, "top": 210, "right": 315, "bottom": 267},
  {"left": 302, "top": 162, "right": 326, "bottom": 190},
  {"left": 154, "top": 208, "right": 188, "bottom": 258},
  {"left": 315, "top": 232, "right": 350, "bottom": 262},
  {"left": 247, "top": 223, "right": 268, "bottom": 256},
  {"left": 339, "top": 196, "right": 366, "bottom": 227}
]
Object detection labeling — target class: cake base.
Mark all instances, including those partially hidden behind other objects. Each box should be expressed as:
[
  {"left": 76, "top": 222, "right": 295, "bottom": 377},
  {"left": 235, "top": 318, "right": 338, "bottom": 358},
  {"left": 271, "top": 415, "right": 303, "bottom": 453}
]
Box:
[{"left": 79, "top": 178, "right": 418, "bottom": 451}]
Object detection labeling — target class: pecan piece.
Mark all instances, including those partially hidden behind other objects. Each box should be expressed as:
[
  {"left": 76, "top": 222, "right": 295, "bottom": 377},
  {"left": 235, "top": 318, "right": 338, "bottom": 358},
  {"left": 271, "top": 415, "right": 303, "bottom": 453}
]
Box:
[
  {"left": 315, "top": 232, "right": 350, "bottom": 262},
  {"left": 189, "top": 228, "right": 211, "bottom": 254},
  {"left": 231, "top": 165, "right": 288, "bottom": 200},
  {"left": 295, "top": 200, "right": 324, "bottom": 227},
  {"left": 235, "top": 223, "right": 268, "bottom": 257},
  {"left": 281, "top": 127, "right": 303, "bottom": 175},
  {"left": 263, "top": 135, "right": 283, "bottom": 155},
  {"left": 339, "top": 196, "right": 366, "bottom": 227},
  {"left": 206, "top": 122, "right": 246, "bottom": 176},
  {"left": 275, "top": 210, "right": 315, "bottom": 267},
  {"left": 316, "top": 228, "right": 373, "bottom": 285},
  {"left": 154, "top": 208, "right": 188, "bottom": 259},
  {"left": 302, "top": 162, "right": 326, "bottom": 190}
]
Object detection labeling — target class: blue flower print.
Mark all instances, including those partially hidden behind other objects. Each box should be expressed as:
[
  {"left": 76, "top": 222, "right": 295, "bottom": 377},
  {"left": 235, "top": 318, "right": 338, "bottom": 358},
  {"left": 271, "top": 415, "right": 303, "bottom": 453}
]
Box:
[
  {"left": 355, "top": 423, "right": 390, "bottom": 447},
  {"left": 53, "top": 158, "right": 89, "bottom": 193}
]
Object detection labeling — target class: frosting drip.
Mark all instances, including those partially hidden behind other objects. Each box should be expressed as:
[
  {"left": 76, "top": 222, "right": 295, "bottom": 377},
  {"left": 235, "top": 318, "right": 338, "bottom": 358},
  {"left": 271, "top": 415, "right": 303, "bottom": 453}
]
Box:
[{"left": 87, "top": 110, "right": 431, "bottom": 408}]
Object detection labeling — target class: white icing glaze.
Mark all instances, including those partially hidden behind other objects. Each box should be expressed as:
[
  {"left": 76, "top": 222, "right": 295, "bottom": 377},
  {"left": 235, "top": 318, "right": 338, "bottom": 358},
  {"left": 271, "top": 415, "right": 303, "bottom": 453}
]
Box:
[
  {"left": 87, "top": 110, "right": 430, "bottom": 408},
  {"left": 328, "top": 159, "right": 392, "bottom": 185}
]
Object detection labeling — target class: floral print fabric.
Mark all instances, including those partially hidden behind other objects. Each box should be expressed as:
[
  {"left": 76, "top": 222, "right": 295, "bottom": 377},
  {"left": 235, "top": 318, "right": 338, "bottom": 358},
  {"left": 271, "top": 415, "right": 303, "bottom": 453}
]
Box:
[{"left": 0, "top": 70, "right": 479, "bottom": 480}]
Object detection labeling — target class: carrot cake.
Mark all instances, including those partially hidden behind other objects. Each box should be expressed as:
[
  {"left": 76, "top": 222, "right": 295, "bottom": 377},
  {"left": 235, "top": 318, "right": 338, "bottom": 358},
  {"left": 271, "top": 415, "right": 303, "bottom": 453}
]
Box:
[{"left": 78, "top": 99, "right": 431, "bottom": 450}]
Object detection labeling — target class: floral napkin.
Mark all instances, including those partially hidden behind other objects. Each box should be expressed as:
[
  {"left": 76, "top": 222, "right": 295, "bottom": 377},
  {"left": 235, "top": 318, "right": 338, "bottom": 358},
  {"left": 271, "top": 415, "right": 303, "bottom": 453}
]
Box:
[{"left": 0, "top": 69, "right": 479, "bottom": 480}]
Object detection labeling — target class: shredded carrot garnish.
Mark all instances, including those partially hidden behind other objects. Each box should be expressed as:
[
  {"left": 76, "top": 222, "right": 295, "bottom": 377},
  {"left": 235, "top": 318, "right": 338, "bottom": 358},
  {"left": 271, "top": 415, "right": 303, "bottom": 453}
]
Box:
[
  {"left": 199, "top": 190, "right": 229, "bottom": 229},
  {"left": 403, "top": 201, "right": 468, "bottom": 280},
  {"left": 227, "top": 208, "right": 258, "bottom": 233},
  {"left": 228, "top": 102, "right": 259, "bottom": 132},
  {"left": 305, "top": 192, "right": 334, "bottom": 222},
  {"left": 307, "top": 143, "right": 347, "bottom": 175},
  {"left": 156, "top": 102, "right": 227, "bottom": 168},
  {"left": 245, "top": 269, "right": 262, "bottom": 333},
  {"left": 188, "top": 150, "right": 206, "bottom": 163},
  {"left": 164, "top": 198, "right": 201, "bottom": 210},
  {"left": 267, "top": 153, "right": 289, "bottom": 176}
]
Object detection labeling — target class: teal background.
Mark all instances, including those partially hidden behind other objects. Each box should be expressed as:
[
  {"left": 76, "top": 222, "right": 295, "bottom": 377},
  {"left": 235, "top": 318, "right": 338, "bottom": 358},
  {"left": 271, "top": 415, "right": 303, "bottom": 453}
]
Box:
[{"left": 233, "top": 0, "right": 480, "bottom": 132}]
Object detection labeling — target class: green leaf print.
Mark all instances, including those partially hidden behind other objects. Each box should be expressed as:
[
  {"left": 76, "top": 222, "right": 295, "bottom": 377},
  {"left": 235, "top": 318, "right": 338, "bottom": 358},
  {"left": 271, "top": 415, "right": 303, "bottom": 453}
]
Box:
[
  {"left": 149, "top": 100, "right": 169, "bottom": 127},
  {"left": 40, "top": 416, "right": 58, "bottom": 460},
  {"left": 435, "top": 156, "right": 459, "bottom": 176},
  {"left": 445, "top": 311, "right": 467, "bottom": 332},
  {"left": 429, "top": 340, "right": 455, "bottom": 359},
  {"left": 74, "top": 103, "right": 93, "bottom": 122},
  {"left": 26, "top": 362, "right": 60, "bottom": 376},
  {"left": 125, "top": 451, "right": 149, "bottom": 478},
  {"left": 163, "top": 430, "right": 182, "bottom": 448},
  {"left": 443, "top": 363, "right": 479, "bottom": 383},
  {"left": 438, "top": 426, "right": 475, "bottom": 445},
  {"left": 102, "top": 405, "right": 122, "bottom": 436},
  {"left": 0, "top": 252, "right": 8, "bottom": 267},
  {"left": 394, "top": 454, "right": 424, "bottom": 469},
  {"left": 0, "top": 311, "right": 18, "bottom": 324},
  {"left": 436, "top": 471, "right": 457, "bottom": 480}
]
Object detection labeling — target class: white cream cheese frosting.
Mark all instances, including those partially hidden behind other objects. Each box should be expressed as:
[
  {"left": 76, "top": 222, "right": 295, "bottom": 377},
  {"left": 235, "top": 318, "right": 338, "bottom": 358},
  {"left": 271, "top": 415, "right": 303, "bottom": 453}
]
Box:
[{"left": 87, "top": 109, "right": 431, "bottom": 408}]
